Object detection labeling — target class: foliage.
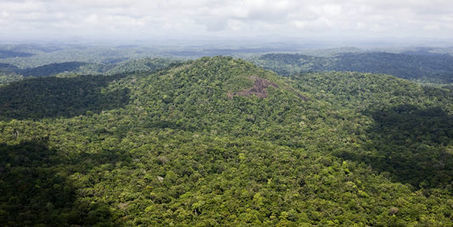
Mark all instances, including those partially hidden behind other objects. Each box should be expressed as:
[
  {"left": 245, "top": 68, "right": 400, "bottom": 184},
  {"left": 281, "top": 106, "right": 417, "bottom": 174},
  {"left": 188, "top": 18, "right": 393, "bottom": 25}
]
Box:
[
  {"left": 20, "top": 62, "right": 88, "bottom": 77},
  {"left": 0, "top": 139, "right": 116, "bottom": 226},
  {"left": 0, "top": 57, "right": 452, "bottom": 225},
  {"left": 0, "top": 74, "right": 23, "bottom": 86},
  {"left": 290, "top": 72, "right": 453, "bottom": 189},
  {"left": 0, "top": 74, "right": 130, "bottom": 120},
  {"left": 104, "top": 58, "right": 181, "bottom": 75},
  {"left": 0, "top": 50, "right": 33, "bottom": 58},
  {"left": 0, "top": 58, "right": 179, "bottom": 79},
  {"left": 255, "top": 52, "right": 453, "bottom": 83},
  {"left": 0, "top": 63, "right": 20, "bottom": 74}
]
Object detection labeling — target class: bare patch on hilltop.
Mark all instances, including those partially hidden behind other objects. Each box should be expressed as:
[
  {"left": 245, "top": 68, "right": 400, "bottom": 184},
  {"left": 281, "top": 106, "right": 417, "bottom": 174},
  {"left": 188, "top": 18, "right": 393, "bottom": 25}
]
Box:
[{"left": 227, "top": 76, "right": 279, "bottom": 99}]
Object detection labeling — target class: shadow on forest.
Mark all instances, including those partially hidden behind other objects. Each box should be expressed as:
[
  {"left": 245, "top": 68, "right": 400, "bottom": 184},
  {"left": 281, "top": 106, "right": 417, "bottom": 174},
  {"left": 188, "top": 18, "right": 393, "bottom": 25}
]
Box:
[
  {"left": 336, "top": 104, "right": 453, "bottom": 189},
  {"left": 20, "top": 62, "right": 88, "bottom": 77},
  {"left": 0, "top": 74, "right": 130, "bottom": 120},
  {"left": 0, "top": 138, "right": 129, "bottom": 225}
]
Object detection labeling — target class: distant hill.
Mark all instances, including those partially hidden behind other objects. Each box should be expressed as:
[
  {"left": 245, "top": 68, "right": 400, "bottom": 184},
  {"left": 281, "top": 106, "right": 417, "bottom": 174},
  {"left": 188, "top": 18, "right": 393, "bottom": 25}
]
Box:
[
  {"left": 0, "top": 63, "right": 20, "bottom": 74},
  {"left": 0, "top": 58, "right": 179, "bottom": 80},
  {"left": 20, "top": 62, "right": 88, "bottom": 77},
  {"left": 0, "top": 50, "right": 33, "bottom": 58},
  {"left": 255, "top": 52, "right": 453, "bottom": 83},
  {"left": 104, "top": 58, "right": 180, "bottom": 75}
]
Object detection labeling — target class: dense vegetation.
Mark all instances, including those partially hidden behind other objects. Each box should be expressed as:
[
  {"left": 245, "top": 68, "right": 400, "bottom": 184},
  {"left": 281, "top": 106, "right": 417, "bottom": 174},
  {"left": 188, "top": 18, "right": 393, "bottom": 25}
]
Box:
[
  {"left": 0, "top": 58, "right": 179, "bottom": 86},
  {"left": 0, "top": 74, "right": 130, "bottom": 120},
  {"left": 0, "top": 43, "right": 271, "bottom": 70},
  {"left": 255, "top": 52, "right": 453, "bottom": 83},
  {"left": 104, "top": 58, "right": 180, "bottom": 75},
  {"left": 0, "top": 44, "right": 158, "bottom": 68},
  {"left": 0, "top": 57, "right": 452, "bottom": 225},
  {"left": 0, "top": 74, "right": 22, "bottom": 85},
  {"left": 290, "top": 72, "right": 453, "bottom": 188},
  {"left": 0, "top": 63, "right": 20, "bottom": 74},
  {"left": 20, "top": 62, "right": 88, "bottom": 77},
  {"left": 0, "top": 50, "right": 33, "bottom": 58}
]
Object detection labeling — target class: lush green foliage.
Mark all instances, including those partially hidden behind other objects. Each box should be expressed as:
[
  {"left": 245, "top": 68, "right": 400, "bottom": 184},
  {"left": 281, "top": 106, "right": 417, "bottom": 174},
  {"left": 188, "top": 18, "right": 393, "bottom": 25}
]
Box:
[
  {"left": 0, "top": 58, "right": 179, "bottom": 82},
  {"left": 104, "top": 58, "right": 180, "bottom": 75},
  {"left": 291, "top": 72, "right": 453, "bottom": 188},
  {"left": 0, "top": 74, "right": 130, "bottom": 120},
  {"left": 255, "top": 52, "right": 453, "bottom": 83},
  {"left": 20, "top": 62, "right": 88, "bottom": 77},
  {"left": 0, "top": 74, "right": 23, "bottom": 85},
  {"left": 0, "top": 57, "right": 452, "bottom": 225}
]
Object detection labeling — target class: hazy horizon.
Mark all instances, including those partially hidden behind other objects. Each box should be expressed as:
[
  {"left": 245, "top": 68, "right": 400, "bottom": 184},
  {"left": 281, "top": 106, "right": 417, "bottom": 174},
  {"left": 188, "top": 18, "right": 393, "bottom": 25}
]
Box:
[{"left": 1, "top": 0, "right": 453, "bottom": 47}]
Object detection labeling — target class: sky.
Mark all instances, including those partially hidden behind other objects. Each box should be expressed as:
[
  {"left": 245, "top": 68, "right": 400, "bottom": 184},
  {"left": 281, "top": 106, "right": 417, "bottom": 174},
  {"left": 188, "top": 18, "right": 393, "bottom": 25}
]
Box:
[{"left": 1, "top": 0, "right": 453, "bottom": 45}]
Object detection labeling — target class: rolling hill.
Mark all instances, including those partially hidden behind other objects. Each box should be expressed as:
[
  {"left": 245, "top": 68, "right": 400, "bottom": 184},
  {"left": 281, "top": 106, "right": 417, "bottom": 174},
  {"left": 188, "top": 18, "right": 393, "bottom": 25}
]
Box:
[
  {"left": 0, "top": 57, "right": 452, "bottom": 226},
  {"left": 255, "top": 52, "right": 453, "bottom": 83},
  {"left": 0, "top": 58, "right": 179, "bottom": 86}
]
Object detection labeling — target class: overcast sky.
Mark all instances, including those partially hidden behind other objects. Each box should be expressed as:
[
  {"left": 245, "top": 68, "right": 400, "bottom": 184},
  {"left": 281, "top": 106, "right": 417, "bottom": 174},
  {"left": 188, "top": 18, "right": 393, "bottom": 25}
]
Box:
[{"left": 1, "top": 0, "right": 453, "bottom": 44}]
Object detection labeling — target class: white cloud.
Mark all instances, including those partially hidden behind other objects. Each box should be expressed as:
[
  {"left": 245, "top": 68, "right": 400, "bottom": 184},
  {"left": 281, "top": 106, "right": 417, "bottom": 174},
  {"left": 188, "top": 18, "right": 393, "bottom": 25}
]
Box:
[{"left": 0, "top": 0, "right": 452, "bottom": 43}]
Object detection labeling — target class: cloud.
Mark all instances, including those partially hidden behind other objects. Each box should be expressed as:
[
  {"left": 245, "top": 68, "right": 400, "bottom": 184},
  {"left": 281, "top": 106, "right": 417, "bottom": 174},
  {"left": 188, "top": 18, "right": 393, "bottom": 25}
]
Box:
[{"left": 0, "top": 0, "right": 453, "bottom": 43}]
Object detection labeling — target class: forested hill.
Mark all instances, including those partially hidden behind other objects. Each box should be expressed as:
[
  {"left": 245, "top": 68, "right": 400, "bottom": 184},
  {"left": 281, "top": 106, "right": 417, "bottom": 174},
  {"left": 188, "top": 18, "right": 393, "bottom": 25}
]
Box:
[
  {"left": 0, "top": 58, "right": 179, "bottom": 85},
  {"left": 19, "top": 62, "right": 88, "bottom": 77},
  {"left": 0, "top": 57, "right": 452, "bottom": 226},
  {"left": 0, "top": 50, "right": 33, "bottom": 58},
  {"left": 255, "top": 52, "right": 453, "bottom": 83}
]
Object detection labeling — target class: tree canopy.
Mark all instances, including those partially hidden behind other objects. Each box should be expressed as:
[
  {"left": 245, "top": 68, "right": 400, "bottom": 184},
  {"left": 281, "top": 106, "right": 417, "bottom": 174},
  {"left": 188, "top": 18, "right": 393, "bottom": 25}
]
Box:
[{"left": 0, "top": 57, "right": 452, "bottom": 225}]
